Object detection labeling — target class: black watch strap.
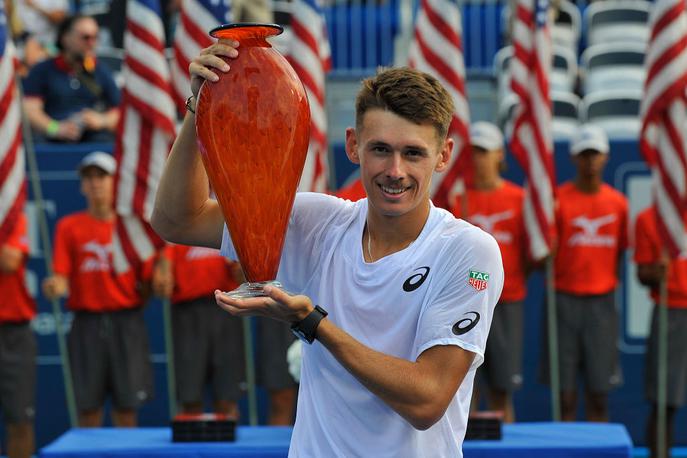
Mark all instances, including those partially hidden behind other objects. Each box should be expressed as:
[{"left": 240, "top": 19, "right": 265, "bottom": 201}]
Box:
[{"left": 290, "top": 305, "right": 328, "bottom": 344}]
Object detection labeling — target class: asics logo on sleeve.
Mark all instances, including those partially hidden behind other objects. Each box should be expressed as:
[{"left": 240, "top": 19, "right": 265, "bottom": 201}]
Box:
[
  {"left": 402, "top": 267, "right": 430, "bottom": 292},
  {"left": 452, "top": 312, "right": 480, "bottom": 336}
]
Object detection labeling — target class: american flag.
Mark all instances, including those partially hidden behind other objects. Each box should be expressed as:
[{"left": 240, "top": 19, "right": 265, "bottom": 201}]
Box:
[
  {"left": 407, "top": 0, "right": 471, "bottom": 210},
  {"left": 286, "top": 0, "right": 332, "bottom": 193},
  {"left": 0, "top": 3, "right": 24, "bottom": 246},
  {"left": 509, "top": 0, "right": 555, "bottom": 260},
  {"left": 113, "top": 0, "right": 177, "bottom": 272},
  {"left": 639, "top": 0, "right": 687, "bottom": 257},
  {"left": 171, "top": 0, "right": 231, "bottom": 113}
]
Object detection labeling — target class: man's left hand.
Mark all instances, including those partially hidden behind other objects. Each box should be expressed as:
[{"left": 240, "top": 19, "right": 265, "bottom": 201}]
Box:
[{"left": 214, "top": 285, "right": 313, "bottom": 323}]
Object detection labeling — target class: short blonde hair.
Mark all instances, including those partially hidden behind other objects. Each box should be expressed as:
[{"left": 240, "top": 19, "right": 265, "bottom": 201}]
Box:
[{"left": 355, "top": 67, "right": 455, "bottom": 140}]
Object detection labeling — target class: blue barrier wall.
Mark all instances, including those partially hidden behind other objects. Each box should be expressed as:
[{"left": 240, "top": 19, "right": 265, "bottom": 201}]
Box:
[{"left": 3, "top": 140, "right": 686, "bottom": 450}]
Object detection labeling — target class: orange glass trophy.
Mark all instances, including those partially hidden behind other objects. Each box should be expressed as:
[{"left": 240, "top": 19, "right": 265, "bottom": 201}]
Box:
[{"left": 195, "top": 23, "right": 310, "bottom": 297}]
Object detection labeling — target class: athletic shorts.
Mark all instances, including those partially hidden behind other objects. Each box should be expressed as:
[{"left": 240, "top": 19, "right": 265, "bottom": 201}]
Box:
[
  {"left": 68, "top": 308, "right": 154, "bottom": 411},
  {"left": 478, "top": 301, "right": 524, "bottom": 392},
  {"left": 172, "top": 296, "right": 245, "bottom": 404},
  {"left": 539, "top": 291, "right": 623, "bottom": 393},
  {"left": 255, "top": 317, "right": 297, "bottom": 390},
  {"left": 0, "top": 322, "right": 36, "bottom": 422},
  {"left": 645, "top": 307, "right": 687, "bottom": 407}
]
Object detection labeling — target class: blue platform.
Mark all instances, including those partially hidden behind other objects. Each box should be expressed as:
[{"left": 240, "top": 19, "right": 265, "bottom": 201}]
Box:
[{"left": 39, "top": 423, "right": 632, "bottom": 458}]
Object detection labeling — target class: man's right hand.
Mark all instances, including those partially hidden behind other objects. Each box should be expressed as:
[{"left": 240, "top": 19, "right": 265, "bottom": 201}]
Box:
[
  {"left": 189, "top": 40, "right": 239, "bottom": 99},
  {"left": 42, "top": 275, "right": 68, "bottom": 300},
  {"left": 152, "top": 257, "right": 174, "bottom": 299},
  {"left": 637, "top": 261, "right": 668, "bottom": 289}
]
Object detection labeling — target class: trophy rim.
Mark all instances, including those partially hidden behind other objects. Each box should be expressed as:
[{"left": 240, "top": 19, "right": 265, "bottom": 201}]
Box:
[{"left": 210, "top": 23, "right": 284, "bottom": 39}]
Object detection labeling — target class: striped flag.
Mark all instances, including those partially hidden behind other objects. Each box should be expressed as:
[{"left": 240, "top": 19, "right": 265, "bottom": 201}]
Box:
[
  {"left": 407, "top": 0, "right": 471, "bottom": 210},
  {"left": 509, "top": 0, "right": 555, "bottom": 260},
  {"left": 171, "top": 0, "right": 231, "bottom": 112},
  {"left": 287, "top": 0, "right": 332, "bottom": 193},
  {"left": 0, "top": 2, "right": 25, "bottom": 246},
  {"left": 113, "top": 0, "right": 177, "bottom": 272},
  {"left": 639, "top": 0, "right": 687, "bottom": 257}
]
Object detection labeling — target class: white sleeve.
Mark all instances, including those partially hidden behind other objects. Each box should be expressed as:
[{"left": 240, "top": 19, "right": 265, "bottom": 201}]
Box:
[
  {"left": 415, "top": 228, "right": 504, "bottom": 369},
  {"left": 219, "top": 225, "right": 237, "bottom": 261}
]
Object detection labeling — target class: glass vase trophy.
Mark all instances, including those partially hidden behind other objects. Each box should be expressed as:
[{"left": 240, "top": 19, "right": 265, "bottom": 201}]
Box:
[{"left": 195, "top": 23, "right": 310, "bottom": 298}]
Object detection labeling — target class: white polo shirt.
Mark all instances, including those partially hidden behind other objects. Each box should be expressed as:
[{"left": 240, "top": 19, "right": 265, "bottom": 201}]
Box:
[{"left": 221, "top": 193, "right": 503, "bottom": 458}]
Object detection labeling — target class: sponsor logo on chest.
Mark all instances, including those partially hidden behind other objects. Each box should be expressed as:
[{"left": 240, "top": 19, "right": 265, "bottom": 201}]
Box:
[
  {"left": 470, "top": 211, "right": 514, "bottom": 244},
  {"left": 468, "top": 270, "right": 489, "bottom": 291},
  {"left": 402, "top": 267, "right": 430, "bottom": 292},
  {"left": 568, "top": 214, "right": 618, "bottom": 247},
  {"left": 80, "top": 240, "right": 113, "bottom": 272},
  {"left": 185, "top": 246, "right": 221, "bottom": 260}
]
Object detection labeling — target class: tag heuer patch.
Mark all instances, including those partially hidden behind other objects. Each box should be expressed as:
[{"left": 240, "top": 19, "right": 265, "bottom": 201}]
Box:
[{"left": 468, "top": 270, "right": 489, "bottom": 291}]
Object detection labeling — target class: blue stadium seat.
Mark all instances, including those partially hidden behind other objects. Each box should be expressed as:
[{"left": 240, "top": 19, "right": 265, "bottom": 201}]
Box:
[
  {"left": 581, "top": 42, "right": 646, "bottom": 95},
  {"left": 584, "top": 0, "right": 651, "bottom": 46}
]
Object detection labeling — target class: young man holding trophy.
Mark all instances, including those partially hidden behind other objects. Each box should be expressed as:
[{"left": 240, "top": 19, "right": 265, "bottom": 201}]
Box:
[{"left": 152, "top": 38, "right": 503, "bottom": 457}]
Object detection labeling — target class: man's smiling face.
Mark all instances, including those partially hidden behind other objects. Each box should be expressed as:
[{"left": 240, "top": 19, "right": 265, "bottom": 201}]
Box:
[{"left": 345, "top": 108, "right": 451, "bottom": 221}]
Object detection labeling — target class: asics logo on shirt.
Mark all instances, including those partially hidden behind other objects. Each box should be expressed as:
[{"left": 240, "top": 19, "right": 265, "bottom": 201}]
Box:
[
  {"left": 452, "top": 312, "right": 480, "bottom": 336},
  {"left": 185, "top": 246, "right": 221, "bottom": 260},
  {"left": 471, "top": 210, "right": 514, "bottom": 243},
  {"left": 402, "top": 267, "right": 430, "bottom": 292},
  {"left": 568, "top": 214, "right": 617, "bottom": 247},
  {"left": 80, "top": 240, "right": 113, "bottom": 272}
]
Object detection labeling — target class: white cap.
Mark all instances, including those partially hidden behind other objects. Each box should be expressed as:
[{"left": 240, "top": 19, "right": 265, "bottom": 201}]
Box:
[
  {"left": 469, "top": 121, "right": 504, "bottom": 151},
  {"left": 78, "top": 151, "right": 117, "bottom": 175},
  {"left": 570, "top": 124, "right": 609, "bottom": 155}
]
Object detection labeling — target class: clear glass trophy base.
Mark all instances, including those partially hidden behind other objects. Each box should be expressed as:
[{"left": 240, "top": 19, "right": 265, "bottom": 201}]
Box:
[{"left": 225, "top": 280, "right": 283, "bottom": 298}]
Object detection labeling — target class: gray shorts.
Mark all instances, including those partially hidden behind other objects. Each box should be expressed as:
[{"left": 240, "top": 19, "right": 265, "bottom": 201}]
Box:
[
  {"left": 256, "top": 317, "right": 297, "bottom": 390},
  {"left": 0, "top": 322, "right": 36, "bottom": 422},
  {"left": 172, "top": 296, "right": 245, "bottom": 403},
  {"left": 68, "top": 308, "right": 154, "bottom": 411},
  {"left": 478, "top": 301, "right": 524, "bottom": 392},
  {"left": 645, "top": 307, "right": 687, "bottom": 407},
  {"left": 539, "top": 291, "right": 623, "bottom": 393}
]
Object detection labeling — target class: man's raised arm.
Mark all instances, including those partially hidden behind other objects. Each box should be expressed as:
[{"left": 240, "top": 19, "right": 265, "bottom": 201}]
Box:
[{"left": 151, "top": 41, "right": 239, "bottom": 249}]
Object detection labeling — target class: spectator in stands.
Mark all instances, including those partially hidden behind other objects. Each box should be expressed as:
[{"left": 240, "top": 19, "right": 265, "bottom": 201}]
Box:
[
  {"left": 161, "top": 0, "right": 272, "bottom": 48},
  {"left": 152, "top": 41, "right": 503, "bottom": 456},
  {"left": 540, "top": 124, "right": 628, "bottom": 421},
  {"left": 634, "top": 206, "right": 687, "bottom": 458},
  {"left": 23, "top": 14, "right": 120, "bottom": 143},
  {"left": 232, "top": 0, "right": 273, "bottom": 22},
  {"left": 4, "top": 0, "right": 48, "bottom": 76},
  {"left": 153, "top": 244, "right": 245, "bottom": 418},
  {"left": 72, "top": 0, "right": 125, "bottom": 48},
  {"left": 42, "top": 151, "right": 154, "bottom": 427},
  {"left": 451, "top": 122, "right": 528, "bottom": 423},
  {"left": 0, "top": 214, "right": 36, "bottom": 458},
  {"left": 15, "top": 0, "right": 67, "bottom": 53}
]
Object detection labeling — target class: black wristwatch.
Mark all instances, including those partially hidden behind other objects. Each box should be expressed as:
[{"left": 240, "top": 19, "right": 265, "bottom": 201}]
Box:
[{"left": 290, "top": 305, "right": 328, "bottom": 344}]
